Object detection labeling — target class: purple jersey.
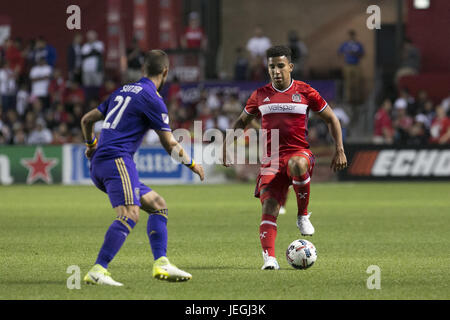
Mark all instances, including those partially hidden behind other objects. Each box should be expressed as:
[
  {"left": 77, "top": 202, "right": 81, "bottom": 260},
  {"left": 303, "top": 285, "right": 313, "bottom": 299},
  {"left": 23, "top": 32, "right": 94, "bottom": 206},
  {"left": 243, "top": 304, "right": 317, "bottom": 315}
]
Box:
[{"left": 93, "top": 77, "right": 171, "bottom": 160}]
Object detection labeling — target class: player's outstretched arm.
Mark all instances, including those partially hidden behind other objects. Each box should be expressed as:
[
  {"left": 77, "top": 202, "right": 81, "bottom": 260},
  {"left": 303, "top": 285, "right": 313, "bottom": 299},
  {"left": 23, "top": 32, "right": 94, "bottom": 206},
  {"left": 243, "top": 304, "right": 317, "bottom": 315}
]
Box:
[
  {"left": 222, "top": 111, "right": 255, "bottom": 167},
  {"left": 81, "top": 109, "right": 104, "bottom": 159},
  {"left": 316, "top": 106, "right": 348, "bottom": 172},
  {"left": 156, "top": 130, "right": 205, "bottom": 181}
]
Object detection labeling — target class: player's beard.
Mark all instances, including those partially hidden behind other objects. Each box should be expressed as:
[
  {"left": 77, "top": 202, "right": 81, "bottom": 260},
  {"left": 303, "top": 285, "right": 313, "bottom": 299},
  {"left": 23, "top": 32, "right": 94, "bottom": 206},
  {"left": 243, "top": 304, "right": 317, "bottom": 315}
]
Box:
[
  {"left": 158, "top": 72, "right": 169, "bottom": 92},
  {"left": 158, "top": 79, "right": 166, "bottom": 92}
]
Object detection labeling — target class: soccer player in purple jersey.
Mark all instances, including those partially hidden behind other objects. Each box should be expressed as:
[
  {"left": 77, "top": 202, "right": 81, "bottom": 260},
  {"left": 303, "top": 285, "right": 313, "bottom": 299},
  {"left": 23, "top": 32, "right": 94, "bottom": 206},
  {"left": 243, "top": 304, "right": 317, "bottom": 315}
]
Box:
[{"left": 80, "top": 50, "right": 204, "bottom": 286}]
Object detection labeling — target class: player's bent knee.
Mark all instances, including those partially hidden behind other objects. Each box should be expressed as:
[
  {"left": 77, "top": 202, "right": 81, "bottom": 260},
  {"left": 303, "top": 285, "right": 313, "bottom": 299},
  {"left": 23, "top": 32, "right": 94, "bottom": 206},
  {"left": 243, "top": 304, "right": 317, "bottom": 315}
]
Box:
[
  {"left": 115, "top": 205, "right": 140, "bottom": 223},
  {"left": 140, "top": 191, "right": 167, "bottom": 213},
  {"left": 153, "top": 195, "right": 167, "bottom": 210},
  {"left": 262, "top": 198, "right": 280, "bottom": 217},
  {"left": 288, "top": 156, "right": 309, "bottom": 176}
]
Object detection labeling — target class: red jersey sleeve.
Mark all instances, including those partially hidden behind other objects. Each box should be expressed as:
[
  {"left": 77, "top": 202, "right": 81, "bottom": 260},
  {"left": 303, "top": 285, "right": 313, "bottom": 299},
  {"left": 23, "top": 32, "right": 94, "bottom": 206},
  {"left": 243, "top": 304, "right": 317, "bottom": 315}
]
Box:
[
  {"left": 307, "top": 86, "right": 328, "bottom": 113},
  {"left": 244, "top": 90, "right": 260, "bottom": 116}
]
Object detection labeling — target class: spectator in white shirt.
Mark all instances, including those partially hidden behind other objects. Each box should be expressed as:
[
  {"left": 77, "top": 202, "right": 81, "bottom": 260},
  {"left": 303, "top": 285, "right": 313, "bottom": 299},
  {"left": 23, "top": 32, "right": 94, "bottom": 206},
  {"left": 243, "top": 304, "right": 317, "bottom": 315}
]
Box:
[
  {"left": 16, "top": 84, "right": 29, "bottom": 117},
  {"left": 246, "top": 26, "right": 272, "bottom": 81},
  {"left": 246, "top": 26, "right": 272, "bottom": 58},
  {"left": 441, "top": 93, "right": 450, "bottom": 114},
  {"left": 27, "top": 118, "right": 53, "bottom": 145},
  {"left": 206, "top": 91, "right": 221, "bottom": 111},
  {"left": 0, "top": 108, "right": 11, "bottom": 144},
  {"left": 0, "top": 61, "right": 18, "bottom": 112},
  {"left": 81, "top": 30, "right": 104, "bottom": 102},
  {"left": 29, "top": 57, "right": 52, "bottom": 109}
]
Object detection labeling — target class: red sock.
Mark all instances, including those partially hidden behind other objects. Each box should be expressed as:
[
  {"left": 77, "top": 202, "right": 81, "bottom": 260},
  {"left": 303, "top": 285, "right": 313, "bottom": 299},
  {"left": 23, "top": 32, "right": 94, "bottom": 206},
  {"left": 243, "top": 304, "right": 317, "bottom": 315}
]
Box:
[
  {"left": 259, "top": 214, "right": 277, "bottom": 257},
  {"left": 292, "top": 173, "right": 310, "bottom": 216}
]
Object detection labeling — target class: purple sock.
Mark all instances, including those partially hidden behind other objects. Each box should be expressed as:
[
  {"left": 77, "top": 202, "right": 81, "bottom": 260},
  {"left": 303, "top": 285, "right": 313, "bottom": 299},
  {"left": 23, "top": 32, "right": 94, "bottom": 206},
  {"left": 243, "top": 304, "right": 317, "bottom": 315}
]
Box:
[
  {"left": 147, "top": 209, "right": 168, "bottom": 260},
  {"left": 95, "top": 216, "right": 136, "bottom": 268}
]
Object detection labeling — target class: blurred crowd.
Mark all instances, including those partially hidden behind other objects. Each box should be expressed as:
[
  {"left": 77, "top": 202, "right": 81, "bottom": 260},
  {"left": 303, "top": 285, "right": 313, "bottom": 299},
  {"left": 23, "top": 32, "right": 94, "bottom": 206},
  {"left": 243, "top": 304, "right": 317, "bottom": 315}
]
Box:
[
  {"left": 373, "top": 89, "right": 450, "bottom": 145},
  {"left": 1, "top": 17, "right": 442, "bottom": 148},
  {"left": 0, "top": 30, "right": 246, "bottom": 146},
  {"left": 0, "top": 21, "right": 332, "bottom": 147},
  {"left": 0, "top": 31, "right": 114, "bottom": 145}
]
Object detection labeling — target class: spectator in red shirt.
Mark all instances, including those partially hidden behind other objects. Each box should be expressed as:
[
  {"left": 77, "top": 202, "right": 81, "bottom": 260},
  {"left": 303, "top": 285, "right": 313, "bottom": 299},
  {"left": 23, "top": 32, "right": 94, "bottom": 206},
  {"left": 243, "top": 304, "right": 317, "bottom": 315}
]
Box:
[
  {"left": 429, "top": 105, "right": 450, "bottom": 144},
  {"left": 53, "top": 102, "right": 69, "bottom": 123},
  {"left": 52, "top": 122, "right": 72, "bottom": 145},
  {"left": 5, "top": 38, "right": 25, "bottom": 74},
  {"left": 48, "top": 68, "right": 65, "bottom": 105},
  {"left": 373, "top": 98, "right": 394, "bottom": 144},
  {"left": 64, "top": 81, "right": 85, "bottom": 107},
  {"left": 180, "top": 12, "right": 207, "bottom": 50}
]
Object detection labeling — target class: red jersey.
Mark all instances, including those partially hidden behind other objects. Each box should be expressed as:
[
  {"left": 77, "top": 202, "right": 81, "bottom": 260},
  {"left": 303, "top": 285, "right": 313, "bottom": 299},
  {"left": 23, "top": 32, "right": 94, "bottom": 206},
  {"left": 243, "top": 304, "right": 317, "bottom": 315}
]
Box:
[
  {"left": 183, "top": 27, "right": 205, "bottom": 49},
  {"left": 374, "top": 108, "right": 393, "bottom": 136},
  {"left": 430, "top": 116, "right": 450, "bottom": 143},
  {"left": 244, "top": 80, "right": 327, "bottom": 155}
]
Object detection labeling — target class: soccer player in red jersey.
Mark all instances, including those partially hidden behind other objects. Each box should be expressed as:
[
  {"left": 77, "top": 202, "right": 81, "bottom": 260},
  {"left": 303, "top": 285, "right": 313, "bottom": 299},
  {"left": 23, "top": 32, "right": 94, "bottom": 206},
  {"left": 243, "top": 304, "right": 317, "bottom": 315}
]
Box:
[{"left": 223, "top": 45, "right": 347, "bottom": 269}]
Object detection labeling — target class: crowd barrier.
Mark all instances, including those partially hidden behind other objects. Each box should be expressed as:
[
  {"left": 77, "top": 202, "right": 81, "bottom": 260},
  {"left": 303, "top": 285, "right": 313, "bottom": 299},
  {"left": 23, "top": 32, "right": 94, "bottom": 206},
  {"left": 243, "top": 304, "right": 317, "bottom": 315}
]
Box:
[
  {"left": 4, "top": 143, "right": 445, "bottom": 185},
  {"left": 339, "top": 144, "right": 450, "bottom": 181},
  {"left": 0, "top": 144, "right": 207, "bottom": 185}
]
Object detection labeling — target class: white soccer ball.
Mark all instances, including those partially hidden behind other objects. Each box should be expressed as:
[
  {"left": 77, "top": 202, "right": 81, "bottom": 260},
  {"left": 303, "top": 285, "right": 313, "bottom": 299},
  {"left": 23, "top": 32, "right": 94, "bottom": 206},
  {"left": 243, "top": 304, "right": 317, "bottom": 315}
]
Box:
[{"left": 286, "top": 239, "right": 317, "bottom": 269}]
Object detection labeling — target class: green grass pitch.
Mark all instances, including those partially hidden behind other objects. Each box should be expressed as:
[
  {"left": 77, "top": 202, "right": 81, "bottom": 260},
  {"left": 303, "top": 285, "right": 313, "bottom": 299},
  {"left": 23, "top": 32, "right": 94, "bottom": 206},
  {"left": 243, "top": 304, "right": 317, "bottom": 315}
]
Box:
[{"left": 0, "top": 182, "right": 449, "bottom": 300}]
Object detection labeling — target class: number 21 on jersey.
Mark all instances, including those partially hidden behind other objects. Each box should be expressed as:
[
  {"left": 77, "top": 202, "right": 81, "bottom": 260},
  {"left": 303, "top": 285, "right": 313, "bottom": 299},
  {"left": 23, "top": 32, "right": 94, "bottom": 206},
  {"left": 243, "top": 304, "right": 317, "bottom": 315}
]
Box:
[{"left": 103, "top": 95, "right": 132, "bottom": 129}]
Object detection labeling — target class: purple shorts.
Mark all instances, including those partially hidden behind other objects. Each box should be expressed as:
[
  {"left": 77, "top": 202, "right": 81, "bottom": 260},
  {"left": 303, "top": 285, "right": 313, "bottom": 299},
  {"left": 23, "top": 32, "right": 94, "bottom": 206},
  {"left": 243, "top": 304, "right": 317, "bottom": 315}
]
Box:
[{"left": 90, "top": 156, "right": 152, "bottom": 208}]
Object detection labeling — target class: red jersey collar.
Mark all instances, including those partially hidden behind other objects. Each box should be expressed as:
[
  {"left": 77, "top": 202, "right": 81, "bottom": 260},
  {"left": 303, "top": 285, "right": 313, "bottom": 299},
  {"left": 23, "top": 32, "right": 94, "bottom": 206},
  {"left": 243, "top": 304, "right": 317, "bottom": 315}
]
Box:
[{"left": 271, "top": 79, "right": 294, "bottom": 93}]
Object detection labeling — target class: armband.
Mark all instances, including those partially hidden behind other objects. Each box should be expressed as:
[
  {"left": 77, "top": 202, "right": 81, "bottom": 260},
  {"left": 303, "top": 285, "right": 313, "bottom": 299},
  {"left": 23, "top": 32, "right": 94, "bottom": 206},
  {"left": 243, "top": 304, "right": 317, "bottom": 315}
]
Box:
[
  {"left": 85, "top": 137, "right": 98, "bottom": 147},
  {"left": 185, "top": 158, "right": 195, "bottom": 168}
]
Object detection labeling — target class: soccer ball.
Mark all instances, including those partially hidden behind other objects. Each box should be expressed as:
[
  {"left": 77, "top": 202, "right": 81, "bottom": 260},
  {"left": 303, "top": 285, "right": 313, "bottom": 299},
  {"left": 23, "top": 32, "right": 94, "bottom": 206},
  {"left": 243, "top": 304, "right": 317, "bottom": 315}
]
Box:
[{"left": 286, "top": 239, "right": 317, "bottom": 269}]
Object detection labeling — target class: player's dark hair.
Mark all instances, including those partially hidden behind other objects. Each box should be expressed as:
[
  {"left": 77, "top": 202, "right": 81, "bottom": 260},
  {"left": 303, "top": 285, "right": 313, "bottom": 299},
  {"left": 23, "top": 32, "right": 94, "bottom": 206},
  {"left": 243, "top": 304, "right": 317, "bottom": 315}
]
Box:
[
  {"left": 143, "top": 50, "right": 169, "bottom": 77},
  {"left": 266, "top": 45, "right": 292, "bottom": 62}
]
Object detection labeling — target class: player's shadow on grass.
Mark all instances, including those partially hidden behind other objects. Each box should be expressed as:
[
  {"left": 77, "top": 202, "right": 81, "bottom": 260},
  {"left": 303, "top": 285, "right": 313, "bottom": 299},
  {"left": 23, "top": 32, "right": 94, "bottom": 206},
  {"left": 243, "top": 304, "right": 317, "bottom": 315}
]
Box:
[
  {"left": 0, "top": 280, "right": 63, "bottom": 285},
  {"left": 186, "top": 265, "right": 300, "bottom": 271},
  {"left": 186, "top": 266, "right": 264, "bottom": 271}
]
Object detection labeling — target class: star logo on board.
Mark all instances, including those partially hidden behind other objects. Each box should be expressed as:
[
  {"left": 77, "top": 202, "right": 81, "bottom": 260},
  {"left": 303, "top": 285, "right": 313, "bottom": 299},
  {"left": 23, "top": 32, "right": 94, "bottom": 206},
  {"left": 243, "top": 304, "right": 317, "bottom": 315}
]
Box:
[{"left": 20, "top": 147, "right": 59, "bottom": 184}]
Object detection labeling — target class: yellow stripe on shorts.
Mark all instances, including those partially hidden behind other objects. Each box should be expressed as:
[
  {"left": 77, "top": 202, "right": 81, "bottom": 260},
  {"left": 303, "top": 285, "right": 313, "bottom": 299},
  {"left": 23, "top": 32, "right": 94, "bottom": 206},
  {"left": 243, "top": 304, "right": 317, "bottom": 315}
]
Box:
[
  {"left": 115, "top": 158, "right": 133, "bottom": 205},
  {"left": 118, "top": 158, "right": 134, "bottom": 205}
]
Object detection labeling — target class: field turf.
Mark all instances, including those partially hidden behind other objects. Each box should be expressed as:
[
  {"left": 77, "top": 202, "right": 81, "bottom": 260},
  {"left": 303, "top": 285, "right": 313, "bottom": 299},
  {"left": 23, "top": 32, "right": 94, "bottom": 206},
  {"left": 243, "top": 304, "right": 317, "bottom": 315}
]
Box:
[{"left": 0, "top": 182, "right": 449, "bottom": 300}]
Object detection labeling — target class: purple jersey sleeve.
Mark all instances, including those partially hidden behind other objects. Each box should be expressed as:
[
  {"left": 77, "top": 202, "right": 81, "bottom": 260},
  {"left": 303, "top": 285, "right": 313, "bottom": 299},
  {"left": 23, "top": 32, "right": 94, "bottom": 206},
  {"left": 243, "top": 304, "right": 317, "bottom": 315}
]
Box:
[{"left": 142, "top": 96, "right": 171, "bottom": 132}]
